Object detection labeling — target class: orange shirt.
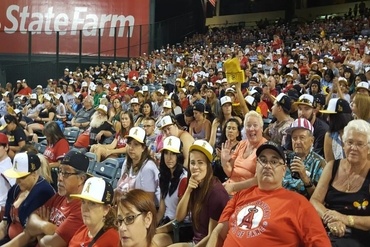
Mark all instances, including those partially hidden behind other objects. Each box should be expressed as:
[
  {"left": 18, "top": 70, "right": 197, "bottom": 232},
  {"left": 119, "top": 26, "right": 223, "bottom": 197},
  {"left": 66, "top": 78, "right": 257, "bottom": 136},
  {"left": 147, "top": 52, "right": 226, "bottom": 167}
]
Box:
[{"left": 226, "top": 138, "right": 266, "bottom": 184}]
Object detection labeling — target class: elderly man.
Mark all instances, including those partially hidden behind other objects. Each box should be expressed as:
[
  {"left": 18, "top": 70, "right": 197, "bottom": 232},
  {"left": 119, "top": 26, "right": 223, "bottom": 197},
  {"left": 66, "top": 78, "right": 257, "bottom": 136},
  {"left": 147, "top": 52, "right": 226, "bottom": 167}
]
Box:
[
  {"left": 2, "top": 151, "right": 90, "bottom": 247},
  {"left": 286, "top": 94, "right": 329, "bottom": 157},
  {"left": 70, "top": 95, "right": 95, "bottom": 129},
  {"left": 283, "top": 118, "right": 326, "bottom": 199},
  {"left": 207, "top": 141, "right": 330, "bottom": 247},
  {"left": 89, "top": 104, "right": 114, "bottom": 146}
]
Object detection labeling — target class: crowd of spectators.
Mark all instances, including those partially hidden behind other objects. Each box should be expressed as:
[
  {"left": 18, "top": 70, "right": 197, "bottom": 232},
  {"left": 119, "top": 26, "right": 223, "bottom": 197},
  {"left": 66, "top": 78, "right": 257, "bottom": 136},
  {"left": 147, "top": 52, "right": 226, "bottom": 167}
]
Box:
[{"left": 0, "top": 8, "right": 369, "bottom": 247}]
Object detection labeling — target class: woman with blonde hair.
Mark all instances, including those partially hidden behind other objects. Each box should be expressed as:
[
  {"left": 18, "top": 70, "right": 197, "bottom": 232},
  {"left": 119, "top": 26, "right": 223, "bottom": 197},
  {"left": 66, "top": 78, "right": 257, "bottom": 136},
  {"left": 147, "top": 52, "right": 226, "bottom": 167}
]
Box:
[
  {"left": 69, "top": 177, "right": 119, "bottom": 246},
  {"left": 221, "top": 110, "right": 266, "bottom": 195}
]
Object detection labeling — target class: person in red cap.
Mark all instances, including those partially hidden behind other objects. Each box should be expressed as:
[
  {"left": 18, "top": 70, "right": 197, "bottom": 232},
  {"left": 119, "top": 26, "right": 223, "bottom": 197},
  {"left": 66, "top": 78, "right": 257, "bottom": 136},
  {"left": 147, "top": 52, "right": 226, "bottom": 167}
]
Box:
[{"left": 0, "top": 133, "right": 15, "bottom": 222}]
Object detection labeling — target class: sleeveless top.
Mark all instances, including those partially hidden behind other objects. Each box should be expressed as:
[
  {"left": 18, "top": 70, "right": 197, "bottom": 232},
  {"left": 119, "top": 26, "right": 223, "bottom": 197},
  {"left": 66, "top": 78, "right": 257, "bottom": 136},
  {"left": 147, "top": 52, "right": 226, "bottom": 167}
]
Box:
[
  {"left": 330, "top": 132, "right": 345, "bottom": 160},
  {"left": 324, "top": 159, "right": 370, "bottom": 243},
  {"left": 193, "top": 127, "right": 206, "bottom": 140}
]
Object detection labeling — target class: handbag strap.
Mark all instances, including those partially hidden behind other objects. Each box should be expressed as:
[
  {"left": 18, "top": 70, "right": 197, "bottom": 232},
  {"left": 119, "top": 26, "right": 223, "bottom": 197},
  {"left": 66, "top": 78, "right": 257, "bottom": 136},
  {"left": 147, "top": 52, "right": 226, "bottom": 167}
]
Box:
[{"left": 88, "top": 227, "right": 105, "bottom": 247}]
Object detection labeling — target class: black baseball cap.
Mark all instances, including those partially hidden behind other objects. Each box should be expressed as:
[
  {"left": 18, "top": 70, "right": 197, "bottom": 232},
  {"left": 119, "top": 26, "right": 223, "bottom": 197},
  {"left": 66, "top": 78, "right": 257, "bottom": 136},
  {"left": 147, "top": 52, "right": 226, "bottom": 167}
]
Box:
[
  {"left": 61, "top": 151, "right": 89, "bottom": 172},
  {"left": 256, "top": 141, "right": 285, "bottom": 163}
]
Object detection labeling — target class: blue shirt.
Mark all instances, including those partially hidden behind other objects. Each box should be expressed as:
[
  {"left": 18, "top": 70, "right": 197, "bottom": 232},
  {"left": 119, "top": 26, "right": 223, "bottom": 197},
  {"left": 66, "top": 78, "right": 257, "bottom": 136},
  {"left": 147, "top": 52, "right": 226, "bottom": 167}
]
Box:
[{"left": 283, "top": 150, "right": 325, "bottom": 198}]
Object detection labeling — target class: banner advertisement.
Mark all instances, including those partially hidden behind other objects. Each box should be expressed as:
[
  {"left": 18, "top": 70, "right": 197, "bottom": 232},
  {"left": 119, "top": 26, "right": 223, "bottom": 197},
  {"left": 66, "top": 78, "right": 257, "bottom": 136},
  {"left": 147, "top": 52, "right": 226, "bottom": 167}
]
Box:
[{"left": 0, "top": 0, "right": 150, "bottom": 57}]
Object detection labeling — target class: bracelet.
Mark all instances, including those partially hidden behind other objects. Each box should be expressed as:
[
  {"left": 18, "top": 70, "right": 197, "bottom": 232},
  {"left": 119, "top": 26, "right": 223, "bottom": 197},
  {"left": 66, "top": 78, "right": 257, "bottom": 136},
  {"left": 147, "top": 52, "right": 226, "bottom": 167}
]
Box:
[{"left": 348, "top": 215, "right": 355, "bottom": 227}]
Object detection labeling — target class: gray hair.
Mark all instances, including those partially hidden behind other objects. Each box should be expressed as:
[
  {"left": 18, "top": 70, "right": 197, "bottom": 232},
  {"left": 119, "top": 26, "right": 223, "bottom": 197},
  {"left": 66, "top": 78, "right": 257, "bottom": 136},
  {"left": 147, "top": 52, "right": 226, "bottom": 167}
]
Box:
[
  {"left": 244, "top": 110, "right": 263, "bottom": 128},
  {"left": 343, "top": 119, "right": 370, "bottom": 146}
]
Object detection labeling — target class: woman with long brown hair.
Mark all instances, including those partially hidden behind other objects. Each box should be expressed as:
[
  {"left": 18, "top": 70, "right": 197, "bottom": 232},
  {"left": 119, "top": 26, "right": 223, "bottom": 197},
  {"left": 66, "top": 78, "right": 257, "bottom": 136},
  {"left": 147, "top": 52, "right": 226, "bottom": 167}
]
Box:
[{"left": 158, "top": 140, "right": 229, "bottom": 247}]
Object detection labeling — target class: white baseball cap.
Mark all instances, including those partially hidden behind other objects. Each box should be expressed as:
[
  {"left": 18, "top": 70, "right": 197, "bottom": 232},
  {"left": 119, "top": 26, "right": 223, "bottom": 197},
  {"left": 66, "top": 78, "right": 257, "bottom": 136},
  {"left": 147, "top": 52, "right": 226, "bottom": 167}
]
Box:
[
  {"left": 160, "top": 115, "right": 175, "bottom": 129},
  {"left": 130, "top": 98, "right": 139, "bottom": 105},
  {"left": 125, "top": 127, "right": 146, "bottom": 144},
  {"left": 70, "top": 177, "right": 113, "bottom": 204},
  {"left": 163, "top": 100, "right": 172, "bottom": 109},
  {"left": 96, "top": 104, "right": 108, "bottom": 115},
  {"left": 220, "top": 96, "right": 232, "bottom": 106},
  {"left": 161, "top": 136, "right": 181, "bottom": 153}
]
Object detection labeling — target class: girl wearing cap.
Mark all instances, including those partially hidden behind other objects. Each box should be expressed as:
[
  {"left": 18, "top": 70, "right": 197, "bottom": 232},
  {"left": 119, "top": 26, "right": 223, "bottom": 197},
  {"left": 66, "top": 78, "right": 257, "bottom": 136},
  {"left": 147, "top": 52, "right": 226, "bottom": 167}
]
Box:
[
  {"left": 115, "top": 127, "right": 159, "bottom": 205},
  {"left": 69, "top": 177, "right": 119, "bottom": 247},
  {"left": 27, "top": 94, "right": 56, "bottom": 136},
  {"left": 209, "top": 96, "right": 242, "bottom": 148},
  {"left": 160, "top": 116, "right": 194, "bottom": 169},
  {"left": 91, "top": 111, "right": 133, "bottom": 162},
  {"left": 108, "top": 97, "right": 123, "bottom": 132},
  {"left": 117, "top": 189, "right": 157, "bottom": 247},
  {"left": 163, "top": 140, "right": 229, "bottom": 246},
  {"left": 0, "top": 152, "right": 55, "bottom": 244},
  {"left": 154, "top": 137, "right": 187, "bottom": 240}
]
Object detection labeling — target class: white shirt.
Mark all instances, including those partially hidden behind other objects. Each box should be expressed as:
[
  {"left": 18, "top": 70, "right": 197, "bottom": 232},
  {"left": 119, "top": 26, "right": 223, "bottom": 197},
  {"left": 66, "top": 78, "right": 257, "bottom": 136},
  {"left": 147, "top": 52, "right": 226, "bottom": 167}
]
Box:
[{"left": 0, "top": 157, "right": 15, "bottom": 207}]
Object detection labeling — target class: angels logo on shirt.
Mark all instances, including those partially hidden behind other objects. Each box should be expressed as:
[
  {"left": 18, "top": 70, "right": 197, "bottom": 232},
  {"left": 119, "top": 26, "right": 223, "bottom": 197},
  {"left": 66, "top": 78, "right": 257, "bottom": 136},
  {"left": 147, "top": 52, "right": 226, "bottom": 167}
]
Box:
[{"left": 230, "top": 200, "right": 271, "bottom": 239}]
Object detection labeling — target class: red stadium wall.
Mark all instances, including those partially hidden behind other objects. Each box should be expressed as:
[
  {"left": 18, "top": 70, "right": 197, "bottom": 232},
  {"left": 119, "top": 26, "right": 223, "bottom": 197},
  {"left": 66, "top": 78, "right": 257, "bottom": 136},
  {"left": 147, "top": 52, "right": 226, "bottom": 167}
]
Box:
[{"left": 0, "top": 0, "right": 150, "bottom": 57}]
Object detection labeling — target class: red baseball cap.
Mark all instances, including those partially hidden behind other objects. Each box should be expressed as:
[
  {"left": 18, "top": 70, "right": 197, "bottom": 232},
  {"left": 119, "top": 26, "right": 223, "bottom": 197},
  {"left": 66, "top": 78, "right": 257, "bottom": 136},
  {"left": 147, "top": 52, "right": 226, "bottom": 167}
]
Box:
[{"left": 0, "top": 133, "right": 8, "bottom": 145}]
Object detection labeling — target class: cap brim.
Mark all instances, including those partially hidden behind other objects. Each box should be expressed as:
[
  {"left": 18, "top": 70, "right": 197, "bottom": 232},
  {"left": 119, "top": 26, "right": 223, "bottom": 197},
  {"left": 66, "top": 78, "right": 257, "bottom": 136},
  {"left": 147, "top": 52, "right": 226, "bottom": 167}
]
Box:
[
  {"left": 125, "top": 135, "right": 145, "bottom": 144},
  {"left": 3, "top": 168, "right": 30, "bottom": 178},
  {"left": 70, "top": 194, "right": 104, "bottom": 204},
  {"left": 356, "top": 87, "right": 370, "bottom": 92},
  {"left": 293, "top": 102, "right": 313, "bottom": 108},
  {"left": 160, "top": 147, "right": 180, "bottom": 154},
  {"left": 96, "top": 108, "right": 107, "bottom": 115},
  {"left": 0, "top": 124, "right": 8, "bottom": 131},
  {"left": 189, "top": 145, "right": 213, "bottom": 162},
  {"left": 319, "top": 110, "right": 336, "bottom": 114}
]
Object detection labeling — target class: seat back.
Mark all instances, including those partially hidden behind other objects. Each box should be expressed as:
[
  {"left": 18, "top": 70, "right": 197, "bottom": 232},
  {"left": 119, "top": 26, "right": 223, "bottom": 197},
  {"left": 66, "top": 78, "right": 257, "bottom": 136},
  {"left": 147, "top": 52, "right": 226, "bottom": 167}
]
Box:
[
  {"left": 35, "top": 139, "right": 48, "bottom": 154},
  {"left": 63, "top": 127, "right": 80, "bottom": 145},
  {"left": 90, "top": 158, "right": 120, "bottom": 185},
  {"left": 85, "top": 152, "right": 97, "bottom": 174}
]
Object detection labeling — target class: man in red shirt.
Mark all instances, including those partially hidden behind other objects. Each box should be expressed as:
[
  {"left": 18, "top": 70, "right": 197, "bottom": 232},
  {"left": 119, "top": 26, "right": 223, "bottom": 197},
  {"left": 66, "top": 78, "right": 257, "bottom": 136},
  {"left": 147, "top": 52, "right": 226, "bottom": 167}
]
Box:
[
  {"left": 207, "top": 142, "right": 331, "bottom": 247},
  {"left": 3, "top": 151, "right": 90, "bottom": 247},
  {"left": 14, "top": 80, "right": 32, "bottom": 97}
]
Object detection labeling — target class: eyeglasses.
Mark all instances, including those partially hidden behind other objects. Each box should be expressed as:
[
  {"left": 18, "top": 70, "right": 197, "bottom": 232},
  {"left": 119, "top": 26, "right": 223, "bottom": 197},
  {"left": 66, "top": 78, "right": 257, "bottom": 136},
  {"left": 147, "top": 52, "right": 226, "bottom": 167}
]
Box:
[
  {"left": 344, "top": 140, "right": 368, "bottom": 149},
  {"left": 257, "top": 157, "right": 285, "bottom": 169},
  {"left": 115, "top": 213, "right": 142, "bottom": 226},
  {"left": 57, "top": 169, "right": 80, "bottom": 178}
]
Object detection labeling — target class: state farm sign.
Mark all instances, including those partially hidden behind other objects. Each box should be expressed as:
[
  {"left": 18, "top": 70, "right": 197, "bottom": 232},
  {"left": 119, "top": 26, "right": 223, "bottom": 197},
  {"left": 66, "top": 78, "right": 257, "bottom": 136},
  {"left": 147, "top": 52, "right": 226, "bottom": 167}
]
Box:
[{"left": 0, "top": 0, "right": 150, "bottom": 57}]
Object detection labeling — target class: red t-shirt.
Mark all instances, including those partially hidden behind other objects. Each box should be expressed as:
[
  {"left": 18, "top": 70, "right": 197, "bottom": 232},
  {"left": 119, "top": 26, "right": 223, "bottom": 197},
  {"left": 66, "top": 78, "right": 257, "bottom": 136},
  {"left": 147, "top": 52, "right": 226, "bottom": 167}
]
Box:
[
  {"left": 220, "top": 186, "right": 331, "bottom": 247},
  {"left": 43, "top": 138, "right": 70, "bottom": 162},
  {"left": 44, "top": 194, "right": 84, "bottom": 244},
  {"left": 17, "top": 87, "right": 32, "bottom": 96},
  {"left": 69, "top": 226, "right": 120, "bottom": 247}
]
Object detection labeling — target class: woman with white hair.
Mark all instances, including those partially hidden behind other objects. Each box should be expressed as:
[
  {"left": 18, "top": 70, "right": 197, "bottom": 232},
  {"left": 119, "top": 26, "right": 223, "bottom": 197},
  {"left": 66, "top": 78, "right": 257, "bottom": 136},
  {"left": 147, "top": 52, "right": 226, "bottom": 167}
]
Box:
[
  {"left": 311, "top": 119, "right": 370, "bottom": 247},
  {"left": 221, "top": 111, "right": 266, "bottom": 195}
]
